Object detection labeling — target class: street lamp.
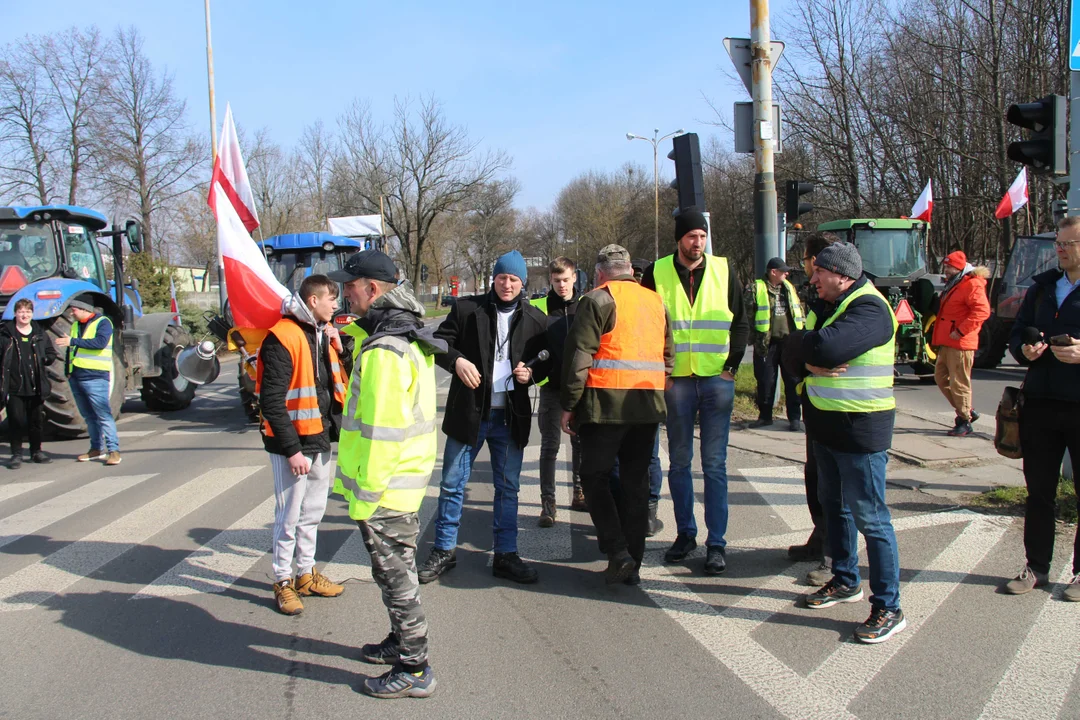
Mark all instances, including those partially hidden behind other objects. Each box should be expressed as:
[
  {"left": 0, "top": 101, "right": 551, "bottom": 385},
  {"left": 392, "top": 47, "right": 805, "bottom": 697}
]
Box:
[{"left": 627, "top": 127, "right": 685, "bottom": 260}]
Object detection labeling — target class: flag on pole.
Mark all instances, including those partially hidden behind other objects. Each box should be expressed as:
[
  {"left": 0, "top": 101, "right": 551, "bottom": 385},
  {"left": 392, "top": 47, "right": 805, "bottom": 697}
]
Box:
[
  {"left": 995, "top": 168, "right": 1029, "bottom": 219},
  {"left": 169, "top": 276, "right": 181, "bottom": 325},
  {"left": 206, "top": 105, "right": 288, "bottom": 329},
  {"left": 910, "top": 179, "right": 933, "bottom": 222},
  {"left": 207, "top": 103, "right": 260, "bottom": 233}
]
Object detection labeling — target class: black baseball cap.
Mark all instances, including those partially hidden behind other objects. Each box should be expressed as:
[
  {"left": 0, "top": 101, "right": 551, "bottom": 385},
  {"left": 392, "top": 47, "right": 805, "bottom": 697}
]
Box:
[
  {"left": 766, "top": 257, "right": 791, "bottom": 273},
  {"left": 327, "top": 250, "right": 398, "bottom": 283}
]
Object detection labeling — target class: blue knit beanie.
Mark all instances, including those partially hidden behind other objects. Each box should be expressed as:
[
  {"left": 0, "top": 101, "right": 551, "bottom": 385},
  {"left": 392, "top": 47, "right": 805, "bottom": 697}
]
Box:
[{"left": 492, "top": 250, "right": 527, "bottom": 283}]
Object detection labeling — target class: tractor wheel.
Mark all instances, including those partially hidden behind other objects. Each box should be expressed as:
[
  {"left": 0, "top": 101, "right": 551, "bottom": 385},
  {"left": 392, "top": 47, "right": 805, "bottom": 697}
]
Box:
[
  {"left": 974, "top": 315, "right": 1008, "bottom": 369},
  {"left": 43, "top": 315, "right": 124, "bottom": 439},
  {"left": 140, "top": 324, "right": 197, "bottom": 411}
]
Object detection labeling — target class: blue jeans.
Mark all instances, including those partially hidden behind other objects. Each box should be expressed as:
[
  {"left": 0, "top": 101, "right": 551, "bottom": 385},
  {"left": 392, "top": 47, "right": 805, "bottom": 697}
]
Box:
[
  {"left": 70, "top": 375, "right": 119, "bottom": 452},
  {"left": 611, "top": 429, "right": 663, "bottom": 502},
  {"left": 665, "top": 374, "right": 735, "bottom": 547},
  {"left": 433, "top": 409, "right": 524, "bottom": 554},
  {"left": 813, "top": 442, "right": 901, "bottom": 611}
]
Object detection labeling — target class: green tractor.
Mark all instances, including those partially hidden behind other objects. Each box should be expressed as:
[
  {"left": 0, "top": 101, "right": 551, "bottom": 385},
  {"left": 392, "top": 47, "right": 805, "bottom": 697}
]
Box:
[{"left": 816, "top": 218, "right": 940, "bottom": 377}]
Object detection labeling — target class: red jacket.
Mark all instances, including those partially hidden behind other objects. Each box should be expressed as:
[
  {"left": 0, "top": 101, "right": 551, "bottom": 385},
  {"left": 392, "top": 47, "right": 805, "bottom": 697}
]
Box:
[{"left": 931, "top": 267, "right": 991, "bottom": 350}]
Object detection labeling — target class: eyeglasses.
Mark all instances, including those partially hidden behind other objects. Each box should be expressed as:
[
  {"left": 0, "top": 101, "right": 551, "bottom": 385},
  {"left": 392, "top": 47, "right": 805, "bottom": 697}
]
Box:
[
  {"left": 801, "top": 256, "right": 812, "bottom": 262},
  {"left": 1055, "top": 240, "right": 1080, "bottom": 249}
]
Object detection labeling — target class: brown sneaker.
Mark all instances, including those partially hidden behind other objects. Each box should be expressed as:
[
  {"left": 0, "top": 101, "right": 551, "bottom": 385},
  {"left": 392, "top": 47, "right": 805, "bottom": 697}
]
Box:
[
  {"left": 1005, "top": 565, "right": 1049, "bottom": 595},
  {"left": 570, "top": 486, "right": 588, "bottom": 512},
  {"left": 104, "top": 451, "right": 122, "bottom": 466},
  {"left": 274, "top": 579, "right": 304, "bottom": 614},
  {"left": 77, "top": 449, "right": 103, "bottom": 462},
  {"left": 538, "top": 498, "right": 556, "bottom": 528},
  {"left": 295, "top": 567, "right": 344, "bottom": 597}
]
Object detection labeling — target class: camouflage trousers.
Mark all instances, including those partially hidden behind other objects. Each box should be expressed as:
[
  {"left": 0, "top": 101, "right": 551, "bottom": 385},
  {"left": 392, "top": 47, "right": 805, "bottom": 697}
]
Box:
[{"left": 358, "top": 508, "right": 428, "bottom": 665}]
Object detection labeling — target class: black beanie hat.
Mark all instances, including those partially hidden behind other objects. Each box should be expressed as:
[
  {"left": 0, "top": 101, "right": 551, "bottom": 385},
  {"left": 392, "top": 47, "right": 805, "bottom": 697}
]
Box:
[{"left": 674, "top": 208, "right": 708, "bottom": 241}]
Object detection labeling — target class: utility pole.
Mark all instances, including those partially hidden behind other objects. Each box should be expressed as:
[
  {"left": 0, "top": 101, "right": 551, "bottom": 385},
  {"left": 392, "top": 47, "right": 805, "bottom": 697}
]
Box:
[
  {"left": 1071, "top": 72, "right": 1080, "bottom": 216},
  {"left": 750, "top": 0, "right": 777, "bottom": 278}
]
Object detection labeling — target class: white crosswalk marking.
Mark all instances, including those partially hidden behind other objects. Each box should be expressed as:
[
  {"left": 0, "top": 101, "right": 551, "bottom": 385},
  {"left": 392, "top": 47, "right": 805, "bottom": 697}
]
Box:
[
  {"left": 737, "top": 465, "right": 813, "bottom": 531},
  {"left": 0, "top": 482, "right": 51, "bottom": 505},
  {"left": 977, "top": 559, "right": 1080, "bottom": 720},
  {"left": 0, "top": 474, "right": 156, "bottom": 550},
  {"left": 0, "top": 466, "right": 261, "bottom": 612},
  {"left": 132, "top": 495, "right": 276, "bottom": 599}
]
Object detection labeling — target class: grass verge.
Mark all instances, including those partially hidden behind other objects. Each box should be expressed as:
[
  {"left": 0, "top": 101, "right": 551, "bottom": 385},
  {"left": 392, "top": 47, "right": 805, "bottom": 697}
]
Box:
[
  {"left": 970, "top": 478, "right": 1077, "bottom": 523},
  {"left": 423, "top": 302, "right": 451, "bottom": 319},
  {"left": 733, "top": 363, "right": 789, "bottom": 422}
]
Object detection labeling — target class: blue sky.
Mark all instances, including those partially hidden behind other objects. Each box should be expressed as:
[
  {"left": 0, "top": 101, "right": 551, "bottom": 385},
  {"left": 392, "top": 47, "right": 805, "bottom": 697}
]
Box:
[{"left": 4, "top": 0, "right": 794, "bottom": 209}]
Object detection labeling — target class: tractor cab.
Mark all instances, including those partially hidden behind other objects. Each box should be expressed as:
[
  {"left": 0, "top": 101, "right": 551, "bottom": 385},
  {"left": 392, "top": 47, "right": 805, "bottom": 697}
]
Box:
[{"left": 258, "top": 232, "right": 363, "bottom": 323}]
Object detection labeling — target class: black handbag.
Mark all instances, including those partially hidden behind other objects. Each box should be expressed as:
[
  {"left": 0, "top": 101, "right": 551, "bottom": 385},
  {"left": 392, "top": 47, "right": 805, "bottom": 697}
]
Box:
[{"left": 994, "top": 385, "right": 1024, "bottom": 459}]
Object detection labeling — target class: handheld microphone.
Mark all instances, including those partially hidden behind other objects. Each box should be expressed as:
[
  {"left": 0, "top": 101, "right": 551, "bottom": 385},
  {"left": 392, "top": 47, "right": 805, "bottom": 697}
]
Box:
[
  {"left": 1021, "top": 326, "right": 1043, "bottom": 346},
  {"left": 523, "top": 349, "right": 550, "bottom": 370}
]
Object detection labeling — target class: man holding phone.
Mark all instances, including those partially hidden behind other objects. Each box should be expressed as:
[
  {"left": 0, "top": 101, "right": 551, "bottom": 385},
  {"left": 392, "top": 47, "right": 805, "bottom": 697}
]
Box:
[{"left": 1007, "top": 216, "right": 1080, "bottom": 601}]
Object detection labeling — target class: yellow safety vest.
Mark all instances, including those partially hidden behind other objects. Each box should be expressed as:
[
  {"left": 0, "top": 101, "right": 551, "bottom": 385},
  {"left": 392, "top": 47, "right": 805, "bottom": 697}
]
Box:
[
  {"left": 652, "top": 254, "right": 732, "bottom": 377},
  {"left": 332, "top": 333, "right": 437, "bottom": 521},
  {"left": 529, "top": 296, "right": 550, "bottom": 387},
  {"left": 67, "top": 315, "right": 113, "bottom": 374},
  {"left": 803, "top": 283, "right": 898, "bottom": 413},
  {"left": 753, "top": 278, "right": 805, "bottom": 334}
]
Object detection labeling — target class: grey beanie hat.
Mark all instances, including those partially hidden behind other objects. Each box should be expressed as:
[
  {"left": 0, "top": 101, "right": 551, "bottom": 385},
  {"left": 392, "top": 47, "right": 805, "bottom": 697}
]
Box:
[
  {"left": 812, "top": 242, "right": 863, "bottom": 280},
  {"left": 68, "top": 296, "right": 96, "bottom": 313}
]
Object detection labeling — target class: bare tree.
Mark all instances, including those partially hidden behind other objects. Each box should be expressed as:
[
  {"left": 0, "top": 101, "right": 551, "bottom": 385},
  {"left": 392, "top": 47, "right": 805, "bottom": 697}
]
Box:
[
  {"left": 0, "top": 41, "right": 58, "bottom": 203},
  {"left": 459, "top": 178, "right": 520, "bottom": 290},
  {"left": 297, "top": 120, "right": 334, "bottom": 227},
  {"left": 95, "top": 26, "right": 200, "bottom": 256}
]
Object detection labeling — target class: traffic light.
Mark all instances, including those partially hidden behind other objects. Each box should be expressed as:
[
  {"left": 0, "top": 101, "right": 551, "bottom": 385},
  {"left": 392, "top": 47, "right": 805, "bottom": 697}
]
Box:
[
  {"left": 785, "top": 180, "right": 814, "bottom": 226},
  {"left": 1006, "top": 95, "right": 1066, "bottom": 175},
  {"left": 420, "top": 264, "right": 429, "bottom": 284},
  {"left": 667, "top": 132, "right": 705, "bottom": 212}
]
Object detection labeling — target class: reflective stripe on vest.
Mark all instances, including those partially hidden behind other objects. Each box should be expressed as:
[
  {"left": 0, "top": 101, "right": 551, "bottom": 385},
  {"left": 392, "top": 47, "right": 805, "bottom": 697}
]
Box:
[
  {"left": 255, "top": 319, "right": 348, "bottom": 438},
  {"left": 333, "top": 334, "right": 437, "bottom": 521},
  {"left": 652, "top": 255, "right": 732, "bottom": 377},
  {"left": 803, "top": 283, "right": 898, "bottom": 413},
  {"left": 585, "top": 280, "right": 666, "bottom": 391},
  {"left": 68, "top": 315, "right": 113, "bottom": 373},
  {"left": 753, "top": 278, "right": 805, "bottom": 333}
]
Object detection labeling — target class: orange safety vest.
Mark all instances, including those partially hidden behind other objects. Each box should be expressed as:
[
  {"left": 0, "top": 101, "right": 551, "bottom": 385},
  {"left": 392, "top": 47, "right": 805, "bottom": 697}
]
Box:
[
  {"left": 255, "top": 319, "right": 347, "bottom": 438},
  {"left": 586, "top": 280, "right": 666, "bottom": 391}
]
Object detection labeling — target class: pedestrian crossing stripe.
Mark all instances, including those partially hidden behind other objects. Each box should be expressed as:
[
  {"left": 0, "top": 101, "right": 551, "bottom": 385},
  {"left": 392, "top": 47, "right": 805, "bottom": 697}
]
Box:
[{"left": 0, "top": 481, "right": 51, "bottom": 505}]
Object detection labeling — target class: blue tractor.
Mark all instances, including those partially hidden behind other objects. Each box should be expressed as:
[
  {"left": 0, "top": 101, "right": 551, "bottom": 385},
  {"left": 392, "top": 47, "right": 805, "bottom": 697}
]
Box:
[
  {"left": 208, "top": 232, "right": 363, "bottom": 422},
  {"left": 0, "top": 205, "right": 197, "bottom": 436}
]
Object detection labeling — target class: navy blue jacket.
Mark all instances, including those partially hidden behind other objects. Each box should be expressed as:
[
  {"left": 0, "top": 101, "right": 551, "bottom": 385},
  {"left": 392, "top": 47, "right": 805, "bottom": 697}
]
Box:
[
  {"left": 1009, "top": 268, "right": 1080, "bottom": 404},
  {"left": 783, "top": 275, "right": 896, "bottom": 454},
  {"left": 69, "top": 314, "right": 113, "bottom": 381}
]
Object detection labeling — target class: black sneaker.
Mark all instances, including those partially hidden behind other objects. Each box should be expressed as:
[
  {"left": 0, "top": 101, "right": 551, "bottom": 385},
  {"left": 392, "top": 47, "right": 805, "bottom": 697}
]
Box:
[
  {"left": 805, "top": 580, "right": 864, "bottom": 609},
  {"left": 703, "top": 546, "right": 726, "bottom": 575},
  {"left": 854, "top": 607, "right": 907, "bottom": 644},
  {"left": 492, "top": 552, "right": 538, "bottom": 584},
  {"left": 359, "top": 663, "right": 437, "bottom": 699},
  {"left": 788, "top": 419, "right": 803, "bottom": 432},
  {"left": 969, "top": 409, "right": 980, "bottom": 424},
  {"left": 646, "top": 499, "right": 664, "bottom": 537},
  {"left": 360, "top": 631, "right": 400, "bottom": 665},
  {"left": 417, "top": 548, "right": 456, "bottom": 584},
  {"left": 31, "top": 451, "right": 51, "bottom": 464},
  {"left": 749, "top": 418, "right": 773, "bottom": 429},
  {"left": 788, "top": 528, "right": 824, "bottom": 561},
  {"left": 665, "top": 533, "right": 698, "bottom": 563},
  {"left": 605, "top": 550, "right": 636, "bottom": 584},
  {"left": 623, "top": 569, "right": 641, "bottom": 586},
  {"left": 9, "top": 454, "right": 21, "bottom": 470},
  {"left": 948, "top": 421, "right": 973, "bottom": 437}
]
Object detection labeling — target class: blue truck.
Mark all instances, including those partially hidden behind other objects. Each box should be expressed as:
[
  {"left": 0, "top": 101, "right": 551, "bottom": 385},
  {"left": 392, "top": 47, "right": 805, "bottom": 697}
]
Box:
[{"left": 0, "top": 205, "right": 197, "bottom": 435}]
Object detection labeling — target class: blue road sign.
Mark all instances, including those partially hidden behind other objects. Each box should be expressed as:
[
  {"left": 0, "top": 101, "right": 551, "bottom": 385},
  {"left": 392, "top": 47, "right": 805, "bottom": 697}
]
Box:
[{"left": 1072, "top": 0, "right": 1080, "bottom": 70}]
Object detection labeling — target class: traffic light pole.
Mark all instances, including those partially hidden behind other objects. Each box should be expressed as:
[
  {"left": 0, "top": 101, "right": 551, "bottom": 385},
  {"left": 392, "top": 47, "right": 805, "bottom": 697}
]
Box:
[
  {"left": 751, "top": 0, "right": 777, "bottom": 278},
  {"left": 1071, "top": 72, "right": 1080, "bottom": 216}
]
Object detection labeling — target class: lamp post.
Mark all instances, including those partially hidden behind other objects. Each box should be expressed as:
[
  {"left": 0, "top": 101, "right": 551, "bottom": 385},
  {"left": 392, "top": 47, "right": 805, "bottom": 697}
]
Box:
[{"left": 627, "top": 128, "right": 685, "bottom": 260}]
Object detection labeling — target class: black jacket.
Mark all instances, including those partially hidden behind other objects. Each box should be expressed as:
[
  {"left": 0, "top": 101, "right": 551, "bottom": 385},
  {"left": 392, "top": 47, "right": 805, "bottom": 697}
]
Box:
[
  {"left": 434, "top": 291, "right": 548, "bottom": 448},
  {"left": 258, "top": 315, "right": 343, "bottom": 457},
  {"left": 0, "top": 320, "right": 56, "bottom": 403},
  {"left": 783, "top": 275, "right": 896, "bottom": 454},
  {"left": 538, "top": 289, "right": 578, "bottom": 391},
  {"left": 1009, "top": 268, "right": 1080, "bottom": 403},
  {"left": 641, "top": 254, "right": 749, "bottom": 374}
]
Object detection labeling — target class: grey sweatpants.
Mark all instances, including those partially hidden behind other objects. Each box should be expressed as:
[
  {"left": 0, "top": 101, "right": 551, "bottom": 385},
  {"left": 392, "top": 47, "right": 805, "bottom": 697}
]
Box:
[
  {"left": 359, "top": 507, "right": 428, "bottom": 665},
  {"left": 537, "top": 385, "right": 581, "bottom": 501},
  {"left": 270, "top": 451, "right": 332, "bottom": 582}
]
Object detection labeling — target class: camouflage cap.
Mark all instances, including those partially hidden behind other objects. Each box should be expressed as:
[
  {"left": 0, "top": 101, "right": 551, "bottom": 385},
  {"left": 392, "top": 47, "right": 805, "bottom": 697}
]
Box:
[{"left": 596, "top": 244, "right": 631, "bottom": 265}]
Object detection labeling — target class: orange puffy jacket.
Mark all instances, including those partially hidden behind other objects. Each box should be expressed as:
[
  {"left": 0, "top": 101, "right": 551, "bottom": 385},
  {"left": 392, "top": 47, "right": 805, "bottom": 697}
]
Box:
[{"left": 931, "top": 267, "right": 991, "bottom": 350}]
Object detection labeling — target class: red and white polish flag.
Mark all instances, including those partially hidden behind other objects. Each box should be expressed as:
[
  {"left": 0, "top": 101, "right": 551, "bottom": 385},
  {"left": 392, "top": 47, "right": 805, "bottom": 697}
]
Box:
[
  {"left": 995, "top": 168, "right": 1029, "bottom": 220},
  {"left": 207, "top": 104, "right": 288, "bottom": 329},
  {"left": 910, "top": 180, "right": 933, "bottom": 222},
  {"left": 169, "top": 276, "right": 181, "bottom": 325}
]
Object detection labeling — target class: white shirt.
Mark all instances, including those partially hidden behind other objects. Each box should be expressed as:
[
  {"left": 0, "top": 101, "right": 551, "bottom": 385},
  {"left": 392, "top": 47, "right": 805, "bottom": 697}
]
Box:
[{"left": 490, "top": 307, "right": 514, "bottom": 408}]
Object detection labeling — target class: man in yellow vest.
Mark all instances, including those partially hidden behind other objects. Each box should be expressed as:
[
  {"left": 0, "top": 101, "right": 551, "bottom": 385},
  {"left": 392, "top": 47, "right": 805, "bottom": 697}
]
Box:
[
  {"left": 641, "top": 209, "right": 749, "bottom": 575},
  {"left": 561, "top": 245, "right": 673, "bottom": 584},
  {"left": 329, "top": 251, "right": 445, "bottom": 698},
  {"left": 749, "top": 257, "right": 805, "bottom": 431},
  {"left": 793, "top": 242, "right": 906, "bottom": 644},
  {"left": 54, "top": 296, "right": 121, "bottom": 465},
  {"left": 256, "top": 275, "right": 348, "bottom": 616}
]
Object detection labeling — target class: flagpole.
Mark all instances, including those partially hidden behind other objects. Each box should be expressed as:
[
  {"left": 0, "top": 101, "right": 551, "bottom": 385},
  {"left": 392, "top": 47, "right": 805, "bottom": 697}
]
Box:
[{"left": 204, "top": 0, "right": 226, "bottom": 316}]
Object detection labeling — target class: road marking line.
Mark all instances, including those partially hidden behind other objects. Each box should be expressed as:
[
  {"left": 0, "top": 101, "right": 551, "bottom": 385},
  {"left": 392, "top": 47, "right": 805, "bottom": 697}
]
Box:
[
  {"left": 0, "top": 475, "right": 157, "bottom": 551},
  {"left": 737, "top": 465, "right": 813, "bottom": 531},
  {"left": 0, "top": 482, "right": 51, "bottom": 505},
  {"left": 0, "top": 466, "right": 261, "bottom": 612},
  {"left": 117, "top": 413, "right": 148, "bottom": 425},
  {"left": 977, "top": 558, "right": 1080, "bottom": 720},
  {"left": 132, "top": 495, "right": 276, "bottom": 599},
  {"left": 117, "top": 430, "right": 155, "bottom": 438}
]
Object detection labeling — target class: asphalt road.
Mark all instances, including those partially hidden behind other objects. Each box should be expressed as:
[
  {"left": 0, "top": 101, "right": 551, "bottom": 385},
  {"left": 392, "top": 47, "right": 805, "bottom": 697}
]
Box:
[{"left": 0, "top": 364, "right": 1077, "bottom": 720}]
